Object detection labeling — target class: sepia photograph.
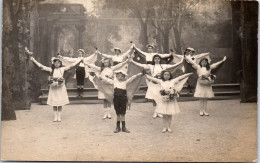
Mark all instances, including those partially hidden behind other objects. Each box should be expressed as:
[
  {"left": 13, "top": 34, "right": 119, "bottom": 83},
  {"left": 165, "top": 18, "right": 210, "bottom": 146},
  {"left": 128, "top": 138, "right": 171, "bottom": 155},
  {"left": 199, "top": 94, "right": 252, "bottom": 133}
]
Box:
[{"left": 1, "top": 0, "right": 258, "bottom": 162}]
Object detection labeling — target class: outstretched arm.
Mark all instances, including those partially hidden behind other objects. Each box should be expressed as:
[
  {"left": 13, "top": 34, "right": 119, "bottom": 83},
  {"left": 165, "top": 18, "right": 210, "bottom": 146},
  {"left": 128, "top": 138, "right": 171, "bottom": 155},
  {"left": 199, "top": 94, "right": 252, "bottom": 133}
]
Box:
[
  {"left": 58, "top": 55, "right": 79, "bottom": 63},
  {"left": 130, "top": 59, "right": 149, "bottom": 69},
  {"left": 164, "top": 57, "right": 184, "bottom": 69},
  {"left": 158, "top": 52, "right": 173, "bottom": 58},
  {"left": 111, "top": 58, "right": 130, "bottom": 71},
  {"left": 172, "top": 53, "right": 183, "bottom": 60},
  {"left": 121, "top": 46, "right": 134, "bottom": 59},
  {"left": 195, "top": 52, "right": 211, "bottom": 63},
  {"left": 145, "top": 74, "right": 162, "bottom": 84},
  {"left": 30, "top": 57, "right": 52, "bottom": 72},
  {"left": 194, "top": 52, "right": 210, "bottom": 59},
  {"left": 64, "top": 58, "right": 83, "bottom": 71},
  {"left": 133, "top": 45, "right": 148, "bottom": 58},
  {"left": 172, "top": 73, "right": 193, "bottom": 84},
  {"left": 84, "top": 63, "right": 101, "bottom": 72},
  {"left": 126, "top": 73, "right": 143, "bottom": 84},
  {"left": 25, "top": 47, "right": 52, "bottom": 72},
  {"left": 97, "top": 51, "right": 112, "bottom": 59},
  {"left": 210, "top": 56, "right": 226, "bottom": 70},
  {"left": 97, "top": 74, "right": 114, "bottom": 85},
  {"left": 185, "top": 55, "right": 200, "bottom": 70}
]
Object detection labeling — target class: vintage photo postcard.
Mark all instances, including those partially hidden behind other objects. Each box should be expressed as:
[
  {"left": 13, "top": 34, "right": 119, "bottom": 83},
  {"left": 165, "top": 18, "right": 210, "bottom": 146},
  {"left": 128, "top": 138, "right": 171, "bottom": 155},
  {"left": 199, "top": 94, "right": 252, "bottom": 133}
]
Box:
[{"left": 1, "top": 0, "right": 257, "bottom": 162}]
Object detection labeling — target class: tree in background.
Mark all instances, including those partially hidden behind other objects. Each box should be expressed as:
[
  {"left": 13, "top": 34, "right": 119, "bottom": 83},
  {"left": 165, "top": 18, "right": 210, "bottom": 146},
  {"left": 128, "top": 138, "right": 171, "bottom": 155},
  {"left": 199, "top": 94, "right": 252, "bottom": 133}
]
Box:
[
  {"left": 2, "top": 0, "right": 42, "bottom": 120},
  {"left": 97, "top": 0, "right": 201, "bottom": 54},
  {"left": 98, "top": 0, "right": 153, "bottom": 50}
]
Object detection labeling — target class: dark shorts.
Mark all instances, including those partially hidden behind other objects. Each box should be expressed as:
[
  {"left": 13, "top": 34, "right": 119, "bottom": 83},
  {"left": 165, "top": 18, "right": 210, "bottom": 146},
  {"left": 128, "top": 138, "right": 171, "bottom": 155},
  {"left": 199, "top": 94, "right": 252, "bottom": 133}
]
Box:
[
  {"left": 113, "top": 88, "right": 127, "bottom": 115},
  {"left": 76, "top": 67, "right": 85, "bottom": 85}
]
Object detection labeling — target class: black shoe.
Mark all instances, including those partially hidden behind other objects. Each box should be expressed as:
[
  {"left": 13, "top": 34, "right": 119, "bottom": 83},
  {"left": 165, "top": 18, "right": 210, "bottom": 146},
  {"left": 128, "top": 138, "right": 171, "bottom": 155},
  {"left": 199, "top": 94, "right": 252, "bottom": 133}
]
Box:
[
  {"left": 122, "top": 127, "right": 130, "bottom": 133},
  {"left": 114, "top": 127, "right": 121, "bottom": 133}
]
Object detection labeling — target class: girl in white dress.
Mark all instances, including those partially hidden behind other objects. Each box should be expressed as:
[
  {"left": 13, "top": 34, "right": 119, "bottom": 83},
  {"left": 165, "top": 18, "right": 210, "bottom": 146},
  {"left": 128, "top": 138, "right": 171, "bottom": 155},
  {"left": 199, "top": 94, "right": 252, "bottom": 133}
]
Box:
[
  {"left": 130, "top": 55, "right": 183, "bottom": 118},
  {"left": 185, "top": 55, "right": 227, "bottom": 116},
  {"left": 85, "top": 58, "right": 130, "bottom": 119},
  {"left": 145, "top": 71, "right": 192, "bottom": 133},
  {"left": 26, "top": 49, "right": 82, "bottom": 122}
]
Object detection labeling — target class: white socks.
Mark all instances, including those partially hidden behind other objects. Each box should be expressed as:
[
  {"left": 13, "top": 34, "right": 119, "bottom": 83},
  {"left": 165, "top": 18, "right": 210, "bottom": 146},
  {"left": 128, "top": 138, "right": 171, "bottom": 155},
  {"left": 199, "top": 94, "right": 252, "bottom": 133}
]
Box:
[
  {"left": 57, "top": 111, "right": 61, "bottom": 122},
  {"left": 53, "top": 111, "right": 58, "bottom": 122},
  {"left": 103, "top": 108, "right": 112, "bottom": 119}
]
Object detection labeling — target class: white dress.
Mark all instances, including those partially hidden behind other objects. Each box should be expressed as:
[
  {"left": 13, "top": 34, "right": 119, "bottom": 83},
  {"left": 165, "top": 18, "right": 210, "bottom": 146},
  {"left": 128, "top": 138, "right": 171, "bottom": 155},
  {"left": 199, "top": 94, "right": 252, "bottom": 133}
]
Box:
[
  {"left": 145, "top": 64, "right": 169, "bottom": 100},
  {"left": 47, "top": 67, "right": 70, "bottom": 106},
  {"left": 155, "top": 80, "right": 180, "bottom": 115},
  {"left": 98, "top": 67, "right": 114, "bottom": 99},
  {"left": 194, "top": 67, "right": 214, "bottom": 98}
]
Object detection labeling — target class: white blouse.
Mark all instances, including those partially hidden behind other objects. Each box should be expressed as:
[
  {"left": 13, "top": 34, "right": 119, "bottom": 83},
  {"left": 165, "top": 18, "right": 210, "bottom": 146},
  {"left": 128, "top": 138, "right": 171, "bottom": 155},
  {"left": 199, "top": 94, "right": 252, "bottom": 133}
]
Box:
[
  {"left": 100, "top": 67, "right": 114, "bottom": 78},
  {"left": 148, "top": 64, "right": 171, "bottom": 77},
  {"left": 197, "top": 67, "right": 211, "bottom": 78},
  {"left": 114, "top": 78, "right": 127, "bottom": 89},
  {"left": 52, "top": 68, "right": 65, "bottom": 78}
]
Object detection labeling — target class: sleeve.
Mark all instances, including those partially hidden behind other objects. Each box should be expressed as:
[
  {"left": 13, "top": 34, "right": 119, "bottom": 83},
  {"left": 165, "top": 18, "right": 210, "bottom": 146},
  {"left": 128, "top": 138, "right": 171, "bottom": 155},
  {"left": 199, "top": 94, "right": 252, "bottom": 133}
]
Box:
[
  {"left": 30, "top": 57, "right": 52, "bottom": 72},
  {"left": 126, "top": 73, "right": 143, "bottom": 84},
  {"left": 58, "top": 56, "right": 79, "bottom": 67},
  {"left": 98, "top": 74, "right": 114, "bottom": 85},
  {"left": 164, "top": 57, "right": 183, "bottom": 69},
  {"left": 210, "top": 59, "right": 225, "bottom": 70},
  {"left": 158, "top": 52, "right": 173, "bottom": 58},
  {"left": 185, "top": 55, "right": 200, "bottom": 70},
  {"left": 111, "top": 59, "right": 129, "bottom": 71},
  {"left": 173, "top": 73, "right": 193, "bottom": 84},
  {"left": 172, "top": 73, "right": 193, "bottom": 92},
  {"left": 131, "top": 60, "right": 149, "bottom": 69},
  {"left": 99, "top": 52, "right": 113, "bottom": 59},
  {"left": 194, "top": 52, "right": 211, "bottom": 63},
  {"left": 145, "top": 74, "right": 162, "bottom": 84},
  {"left": 85, "top": 63, "right": 101, "bottom": 72},
  {"left": 61, "top": 56, "right": 79, "bottom": 62},
  {"left": 63, "top": 58, "right": 82, "bottom": 71}
]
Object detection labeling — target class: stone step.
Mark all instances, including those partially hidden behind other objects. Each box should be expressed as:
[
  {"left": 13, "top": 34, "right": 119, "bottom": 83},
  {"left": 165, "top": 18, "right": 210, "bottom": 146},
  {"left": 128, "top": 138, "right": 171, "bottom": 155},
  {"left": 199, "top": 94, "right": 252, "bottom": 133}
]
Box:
[
  {"left": 40, "top": 83, "right": 240, "bottom": 95},
  {"left": 38, "top": 90, "right": 240, "bottom": 104}
]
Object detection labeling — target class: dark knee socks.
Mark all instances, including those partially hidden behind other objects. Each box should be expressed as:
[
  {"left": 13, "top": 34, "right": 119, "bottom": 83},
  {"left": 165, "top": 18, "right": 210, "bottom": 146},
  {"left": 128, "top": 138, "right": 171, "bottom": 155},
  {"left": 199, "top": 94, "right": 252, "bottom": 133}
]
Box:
[
  {"left": 116, "top": 121, "right": 120, "bottom": 128},
  {"left": 122, "top": 121, "right": 126, "bottom": 128}
]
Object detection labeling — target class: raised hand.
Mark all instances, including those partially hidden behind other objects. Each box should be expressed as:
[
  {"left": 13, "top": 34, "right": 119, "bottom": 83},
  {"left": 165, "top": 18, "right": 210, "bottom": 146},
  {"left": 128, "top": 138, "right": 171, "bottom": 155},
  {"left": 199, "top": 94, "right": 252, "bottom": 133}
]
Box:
[
  {"left": 89, "top": 72, "right": 96, "bottom": 77},
  {"left": 95, "top": 50, "right": 100, "bottom": 55},
  {"left": 223, "top": 56, "right": 227, "bottom": 61},
  {"left": 25, "top": 47, "right": 33, "bottom": 57}
]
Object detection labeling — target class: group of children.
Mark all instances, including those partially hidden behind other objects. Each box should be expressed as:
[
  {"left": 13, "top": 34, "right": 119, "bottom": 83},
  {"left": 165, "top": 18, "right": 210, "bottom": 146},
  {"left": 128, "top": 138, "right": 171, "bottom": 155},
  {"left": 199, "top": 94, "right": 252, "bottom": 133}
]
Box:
[{"left": 25, "top": 44, "right": 226, "bottom": 133}]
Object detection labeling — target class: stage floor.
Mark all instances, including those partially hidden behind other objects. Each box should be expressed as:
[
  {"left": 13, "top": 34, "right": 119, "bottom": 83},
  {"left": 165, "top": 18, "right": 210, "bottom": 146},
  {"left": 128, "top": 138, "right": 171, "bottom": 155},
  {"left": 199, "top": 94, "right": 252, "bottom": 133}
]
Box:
[{"left": 1, "top": 100, "right": 257, "bottom": 162}]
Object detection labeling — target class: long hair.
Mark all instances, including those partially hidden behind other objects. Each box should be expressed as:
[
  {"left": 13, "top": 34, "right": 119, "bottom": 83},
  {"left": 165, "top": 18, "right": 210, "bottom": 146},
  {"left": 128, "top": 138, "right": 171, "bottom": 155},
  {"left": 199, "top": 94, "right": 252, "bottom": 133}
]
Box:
[
  {"left": 199, "top": 58, "right": 210, "bottom": 70},
  {"left": 160, "top": 70, "right": 173, "bottom": 81},
  {"left": 100, "top": 59, "right": 112, "bottom": 72},
  {"left": 151, "top": 54, "right": 162, "bottom": 65},
  {"left": 151, "top": 54, "right": 163, "bottom": 74},
  {"left": 50, "top": 59, "right": 63, "bottom": 76}
]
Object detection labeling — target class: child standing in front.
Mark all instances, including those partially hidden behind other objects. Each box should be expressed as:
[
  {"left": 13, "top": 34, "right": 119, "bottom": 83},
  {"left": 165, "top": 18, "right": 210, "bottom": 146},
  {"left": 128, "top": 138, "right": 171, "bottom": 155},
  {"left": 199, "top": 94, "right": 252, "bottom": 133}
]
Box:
[
  {"left": 96, "top": 70, "right": 143, "bottom": 133},
  {"left": 85, "top": 58, "right": 129, "bottom": 119},
  {"left": 185, "top": 55, "right": 227, "bottom": 116},
  {"left": 145, "top": 71, "right": 192, "bottom": 133},
  {"left": 26, "top": 48, "right": 82, "bottom": 122}
]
